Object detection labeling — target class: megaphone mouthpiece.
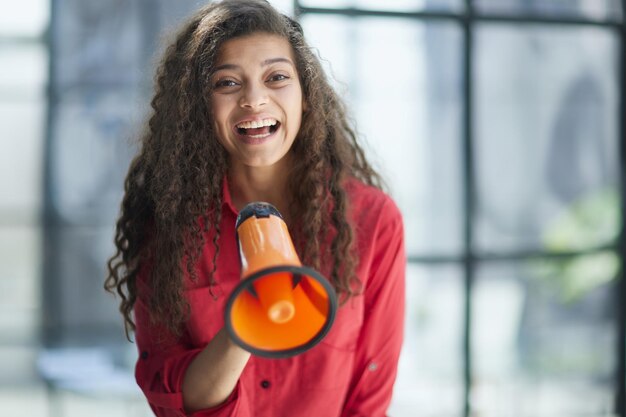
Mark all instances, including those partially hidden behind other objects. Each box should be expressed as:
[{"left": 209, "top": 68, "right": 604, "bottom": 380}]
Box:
[{"left": 267, "top": 300, "right": 296, "bottom": 323}]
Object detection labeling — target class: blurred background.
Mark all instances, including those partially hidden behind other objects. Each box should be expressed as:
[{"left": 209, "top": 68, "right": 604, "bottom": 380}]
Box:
[{"left": 1, "top": 0, "right": 625, "bottom": 416}]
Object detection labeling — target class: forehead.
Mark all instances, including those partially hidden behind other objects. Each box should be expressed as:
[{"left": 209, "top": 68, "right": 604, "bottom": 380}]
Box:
[{"left": 215, "top": 32, "right": 295, "bottom": 66}]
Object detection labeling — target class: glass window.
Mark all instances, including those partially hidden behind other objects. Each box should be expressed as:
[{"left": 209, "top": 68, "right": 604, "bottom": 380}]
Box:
[
  {"left": 0, "top": 226, "right": 41, "bottom": 344},
  {"left": 302, "top": 15, "right": 464, "bottom": 256},
  {"left": 472, "top": 259, "right": 618, "bottom": 416},
  {"left": 0, "top": 0, "right": 48, "bottom": 400},
  {"left": 269, "top": 0, "right": 295, "bottom": 15},
  {"left": 49, "top": 90, "right": 138, "bottom": 225},
  {"left": 475, "top": 0, "right": 622, "bottom": 21},
  {"left": 0, "top": 44, "right": 47, "bottom": 214},
  {"left": 0, "top": 0, "right": 49, "bottom": 37},
  {"left": 473, "top": 24, "right": 620, "bottom": 254},
  {"left": 0, "top": 43, "right": 47, "bottom": 96},
  {"left": 0, "top": 101, "right": 45, "bottom": 212},
  {"left": 390, "top": 264, "right": 465, "bottom": 417},
  {"left": 300, "top": 0, "right": 463, "bottom": 12},
  {"left": 52, "top": 1, "right": 144, "bottom": 90},
  {"left": 41, "top": 226, "right": 124, "bottom": 346},
  {"left": 44, "top": 0, "right": 151, "bottom": 348}
]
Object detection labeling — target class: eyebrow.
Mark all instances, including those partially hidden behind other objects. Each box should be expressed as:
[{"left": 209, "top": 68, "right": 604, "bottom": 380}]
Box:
[{"left": 213, "top": 57, "right": 294, "bottom": 72}]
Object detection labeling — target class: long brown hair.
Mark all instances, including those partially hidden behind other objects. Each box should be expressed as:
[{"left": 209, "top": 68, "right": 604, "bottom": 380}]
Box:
[{"left": 105, "top": 0, "right": 383, "bottom": 338}]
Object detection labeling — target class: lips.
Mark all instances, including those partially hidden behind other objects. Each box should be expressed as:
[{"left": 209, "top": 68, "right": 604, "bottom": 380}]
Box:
[{"left": 234, "top": 118, "right": 280, "bottom": 140}]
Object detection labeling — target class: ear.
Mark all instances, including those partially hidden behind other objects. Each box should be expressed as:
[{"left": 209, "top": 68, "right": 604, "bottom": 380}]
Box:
[{"left": 302, "top": 98, "right": 308, "bottom": 112}]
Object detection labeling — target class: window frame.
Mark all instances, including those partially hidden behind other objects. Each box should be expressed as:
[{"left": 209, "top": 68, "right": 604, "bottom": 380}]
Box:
[{"left": 292, "top": 1, "right": 626, "bottom": 416}]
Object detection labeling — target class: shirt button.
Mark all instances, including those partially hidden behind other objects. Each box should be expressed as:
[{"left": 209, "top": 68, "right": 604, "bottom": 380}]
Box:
[
  {"left": 141, "top": 351, "right": 149, "bottom": 360},
  {"left": 368, "top": 362, "right": 378, "bottom": 372},
  {"left": 260, "top": 380, "right": 271, "bottom": 389}
]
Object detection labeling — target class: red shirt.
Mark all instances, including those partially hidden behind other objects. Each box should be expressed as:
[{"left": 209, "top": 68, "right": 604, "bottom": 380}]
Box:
[{"left": 134, "top": 178, "right": 406, "bottom": 417}]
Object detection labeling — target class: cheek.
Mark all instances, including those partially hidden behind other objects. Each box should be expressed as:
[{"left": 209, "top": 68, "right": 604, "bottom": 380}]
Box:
[
  {"left": 211, "top": 106, "right": 224, "bottom": 123},
  {"left": 210, "top": 110, "right": 230, "bottom": 145},
  {"left": 211, "top": 96, "right": 234, "bottom": 122},
  {"left": 292, "top": 111, "right": 303, "bottom": 132},
  {"left": 284, "top": 94, "right": 304, "bottom": 125}
]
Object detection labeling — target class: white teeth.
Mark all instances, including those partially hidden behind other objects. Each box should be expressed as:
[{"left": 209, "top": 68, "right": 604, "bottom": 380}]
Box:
[{"left": 236, "top": 119, "right": 277, "bottom": 129}]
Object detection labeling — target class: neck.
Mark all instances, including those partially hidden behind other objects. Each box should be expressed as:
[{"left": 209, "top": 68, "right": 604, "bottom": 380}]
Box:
[{"left": 228, "top": 160, "right": 292, "bottom": 220}]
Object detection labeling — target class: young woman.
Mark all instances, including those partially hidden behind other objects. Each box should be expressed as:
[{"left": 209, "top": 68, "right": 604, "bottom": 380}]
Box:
[{"left": 105, "top": 1, "right": 406, "bottom": 416}]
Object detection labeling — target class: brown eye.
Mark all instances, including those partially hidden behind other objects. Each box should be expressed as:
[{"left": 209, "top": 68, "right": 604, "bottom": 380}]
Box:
[
  {"left": 215, "top": 79, "right": 238, "bottom": 88},
  {"left": 268, "top": 73, "right": 289, "bottom": 83}
]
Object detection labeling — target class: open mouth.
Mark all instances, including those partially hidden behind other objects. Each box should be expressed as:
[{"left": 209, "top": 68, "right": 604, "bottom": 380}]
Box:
[{"left": 235, "top": 118, "right": 280, "bottom": 138}]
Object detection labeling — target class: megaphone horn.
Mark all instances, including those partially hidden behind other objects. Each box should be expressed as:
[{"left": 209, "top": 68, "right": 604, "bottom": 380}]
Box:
[{"left": 224, "top": 202, "right": 337, "bottom": 358}]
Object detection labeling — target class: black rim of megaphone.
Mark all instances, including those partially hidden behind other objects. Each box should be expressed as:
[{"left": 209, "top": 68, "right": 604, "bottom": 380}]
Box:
[{"left": 224, "top": 265, "right": 338, "bottom": 358}]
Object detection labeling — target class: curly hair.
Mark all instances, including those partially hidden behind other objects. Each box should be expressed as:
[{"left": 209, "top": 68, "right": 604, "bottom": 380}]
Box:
[{"left": 105, "top": 0, "right": 383, "bottom": 338}]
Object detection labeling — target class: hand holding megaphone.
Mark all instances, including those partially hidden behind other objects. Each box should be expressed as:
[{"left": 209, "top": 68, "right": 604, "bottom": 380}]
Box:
[{"left": 224, "top": 202, "right": 338, "bottom": 358}]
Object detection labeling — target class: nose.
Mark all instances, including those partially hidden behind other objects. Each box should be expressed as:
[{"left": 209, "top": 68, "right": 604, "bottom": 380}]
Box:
[{"left": 239, "top": 83, "right": 268, "bottom": 109}]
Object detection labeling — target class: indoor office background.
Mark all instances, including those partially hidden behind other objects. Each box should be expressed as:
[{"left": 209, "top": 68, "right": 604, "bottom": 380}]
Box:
[{"left": 1, "top": 0, "right": 624, "bottom": 416}]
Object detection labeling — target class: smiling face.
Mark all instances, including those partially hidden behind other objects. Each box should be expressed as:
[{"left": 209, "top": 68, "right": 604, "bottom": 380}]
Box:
[{"left": 210, "top": 32, "right": 304, "bottom": 173}]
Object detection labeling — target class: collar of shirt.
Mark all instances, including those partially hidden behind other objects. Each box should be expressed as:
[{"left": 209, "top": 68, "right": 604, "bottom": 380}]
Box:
[{"left": 221, "top": 175, "right": 239, "bottom": 217}]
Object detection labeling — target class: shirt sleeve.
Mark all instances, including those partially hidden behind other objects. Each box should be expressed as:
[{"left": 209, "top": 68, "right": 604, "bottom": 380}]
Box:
[
  {"left": 341, "top": 197, "right": 406, "bottom": 417},
  {"left": 133, "top": 276, "right": 249, "bottom": 417}
]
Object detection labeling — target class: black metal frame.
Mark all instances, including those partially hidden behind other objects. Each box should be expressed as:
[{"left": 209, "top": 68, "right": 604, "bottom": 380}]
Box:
[
  {"left": 41, "top": 0, "right": 59, "bottom": 347},
  {"left": 617, "top": 0, "right": 626, "bottom": 414},
  {"left": 293, "top": 1, "right": 626, "bottom": 416}
]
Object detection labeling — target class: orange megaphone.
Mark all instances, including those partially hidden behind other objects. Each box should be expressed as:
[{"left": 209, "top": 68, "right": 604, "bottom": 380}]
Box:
[{"left": 224, "top": 202, "right": 337, "bottom": 358}]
